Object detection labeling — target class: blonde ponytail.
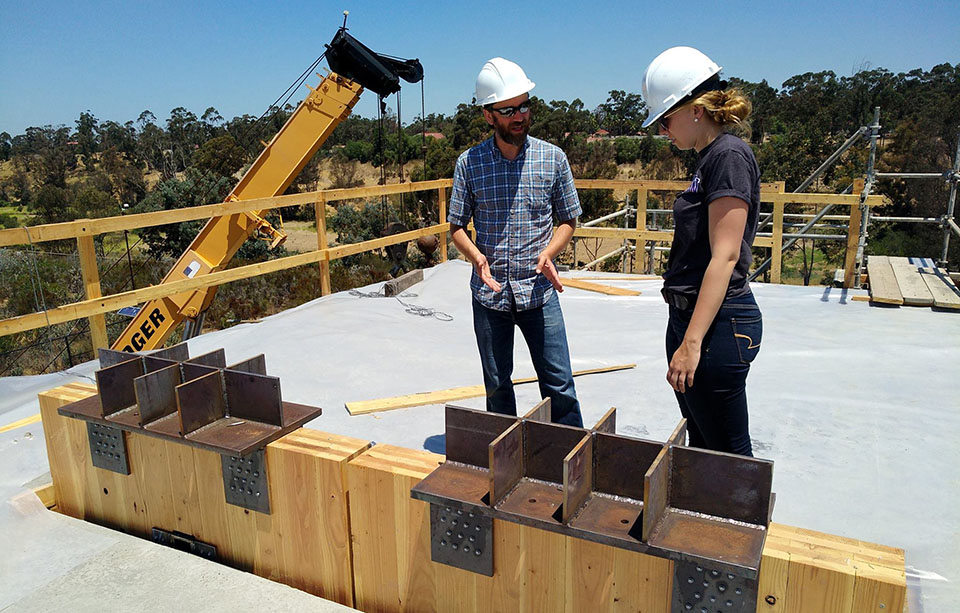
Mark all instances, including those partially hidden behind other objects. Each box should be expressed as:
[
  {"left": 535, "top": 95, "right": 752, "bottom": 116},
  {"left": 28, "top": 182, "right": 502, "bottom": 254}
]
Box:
[{"left": 693, "top": 88, "right": 752, "bottom": 135}]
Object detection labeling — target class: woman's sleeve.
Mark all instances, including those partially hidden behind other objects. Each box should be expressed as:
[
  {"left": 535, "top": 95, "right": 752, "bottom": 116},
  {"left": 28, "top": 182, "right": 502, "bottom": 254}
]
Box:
[{"left": 702, "top": 150, "right": 755, "bottom": 206}]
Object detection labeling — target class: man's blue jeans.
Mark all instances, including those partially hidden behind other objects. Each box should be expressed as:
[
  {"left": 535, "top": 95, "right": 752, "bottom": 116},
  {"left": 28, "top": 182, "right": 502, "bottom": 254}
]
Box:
[
  {"left": 472, "top": 293, "right": 583, "bottom": 427},
  {"left": 665, "top": 292, "right": 762, "bottom": 456}
]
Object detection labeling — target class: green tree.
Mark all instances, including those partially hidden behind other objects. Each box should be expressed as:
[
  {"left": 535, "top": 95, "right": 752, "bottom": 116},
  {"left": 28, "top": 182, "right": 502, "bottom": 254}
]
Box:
[
  {"left": 135, "top": 168, "right": 233, "bottom": 258},
  {"left": 74, "top": 111, "right": 100, "bottom": 161},
  {"left": 192, "top": 134, "right": 248, "bottom": 178},
  {"left": 73, "top": 186, "right": 116, "bottom": 218},
  {"left": 0, "top": 131, "right": 11, "bottom": 161},
  {"left": 33, "top": 185, "right": 72, "bottom": 223},
  {"left": 595, "top": 90, "right": 645, "bottom": 136}
]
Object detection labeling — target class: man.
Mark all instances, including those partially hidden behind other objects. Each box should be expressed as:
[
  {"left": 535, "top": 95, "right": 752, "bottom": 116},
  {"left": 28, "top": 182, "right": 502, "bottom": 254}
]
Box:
[{"left": 448, "top": 57, "right": 583, "bottom": 427}]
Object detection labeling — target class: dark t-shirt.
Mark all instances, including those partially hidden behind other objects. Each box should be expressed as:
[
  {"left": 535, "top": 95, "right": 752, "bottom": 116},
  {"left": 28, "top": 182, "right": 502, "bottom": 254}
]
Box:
[{"left": 662, "top": 132, "right": 760, "bottom": 298}]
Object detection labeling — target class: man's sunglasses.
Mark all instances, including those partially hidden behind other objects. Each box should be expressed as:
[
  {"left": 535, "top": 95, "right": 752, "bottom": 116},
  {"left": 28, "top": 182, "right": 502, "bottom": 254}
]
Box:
[{"left": 489, "top": 103, "right": 530, "bottom": 117}]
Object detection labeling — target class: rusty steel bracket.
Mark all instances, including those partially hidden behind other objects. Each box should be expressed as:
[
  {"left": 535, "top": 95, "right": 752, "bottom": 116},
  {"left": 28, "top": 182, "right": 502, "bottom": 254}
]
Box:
[
  {"left": 59, "top": 346, "right": 321, "bottom": 456},
  {"left": 86, "top": 422, "right": 130, "bottom": 474},
  {"left": 59, "top": 345, "right": 321, "bottom": 514},
  {"left": 151, "top": 527, "right": 217, "bottom": 560},
  {"left": 412, "top": 404, "right": 774, "bottom": 582},
  {"left": 222, "top": 448, "right": 271, "bottom": 514}
]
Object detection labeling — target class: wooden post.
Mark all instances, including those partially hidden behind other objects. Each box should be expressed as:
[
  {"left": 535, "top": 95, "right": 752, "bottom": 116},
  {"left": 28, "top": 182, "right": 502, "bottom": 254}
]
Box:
[
  {"left": 635, "top": 189, "right": 648, "bottom": 273},
  {"left": 438, "top": 186, "right": 448, "bottom": 263},
  {"left": 314, "top": 192, "right": 331, "bottom": 296},
  {"left": 843, "top": 179, "right": 865, "bottom": 288},
  {"left": 771, "top": 201, "right": 785, "bottom": 284},
  {"left": 77, "top": 235, "right": 109, "bottom": 352}
]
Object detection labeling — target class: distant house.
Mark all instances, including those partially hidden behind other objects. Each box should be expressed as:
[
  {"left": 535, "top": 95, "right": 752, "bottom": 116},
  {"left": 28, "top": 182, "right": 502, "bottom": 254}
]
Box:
[
  {"left": 423, "top": 132, "right": 445, "bottom": 140},
  {"left": 587, "top": 129, "right": 610, "bottom": 143},
  {"left": 594, "top": 129, "right": 610, "bottom": 137}
]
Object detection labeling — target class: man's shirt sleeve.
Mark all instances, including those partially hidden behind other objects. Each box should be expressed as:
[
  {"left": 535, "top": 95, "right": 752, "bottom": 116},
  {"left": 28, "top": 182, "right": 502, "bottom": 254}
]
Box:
[
  {"left": 551, "top": 152, "right": 582, "bottom": 222},
  {"left": 448, "top": 153, "right": 474, "bottom": 227}
]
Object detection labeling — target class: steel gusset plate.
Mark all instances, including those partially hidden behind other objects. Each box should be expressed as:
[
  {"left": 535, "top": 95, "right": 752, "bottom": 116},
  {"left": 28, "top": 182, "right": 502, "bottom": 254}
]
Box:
[
  {"left": 86, "top": 422, "right": 130, "bottom": 474},
  {"left": 413, "top": 404, "right": 775, "bottom": 579},
  {"left": 673, "top": 560, "right": 757, "bottom": 613},
  {"left": 59, "top": 348, "right": 323, "bottom": 457},
  {"left": 430, "top": 502, "right": 494, "bottom": 576},
  {"left": 222, "top": 448, "right": 271, "bottom": 514},
  {"left": 644, "top": 445, "right": 774, "bottom": 578}
]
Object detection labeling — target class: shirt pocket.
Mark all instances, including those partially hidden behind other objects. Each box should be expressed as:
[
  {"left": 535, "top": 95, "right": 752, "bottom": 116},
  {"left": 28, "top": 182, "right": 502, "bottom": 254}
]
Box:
[{"left": 731, "top": 315, "right": 762, "bottom": 364}]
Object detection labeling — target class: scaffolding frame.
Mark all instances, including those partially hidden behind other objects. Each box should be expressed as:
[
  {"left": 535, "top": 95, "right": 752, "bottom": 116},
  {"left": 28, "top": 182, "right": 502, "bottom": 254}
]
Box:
[{"left": 575, "top": 108, "right": 960, "bottom": 283}]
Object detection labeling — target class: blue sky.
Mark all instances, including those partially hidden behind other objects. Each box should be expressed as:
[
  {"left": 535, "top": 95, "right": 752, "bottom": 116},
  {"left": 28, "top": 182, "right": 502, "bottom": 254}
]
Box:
[{"left": 1, "top": 0, "right": 957, "bottom": 135}]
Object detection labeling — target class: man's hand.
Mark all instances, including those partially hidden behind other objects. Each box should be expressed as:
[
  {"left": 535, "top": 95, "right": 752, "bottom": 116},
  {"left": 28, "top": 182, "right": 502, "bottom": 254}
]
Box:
[
  {"left": 536, "top": 252, "right": 563, "bottom": 292},
  {"left": 474, "top": 253, "right": 502, "bottom": 292},
  {"left": 667, "top": 339, "right": 701, "bottom": 393}
]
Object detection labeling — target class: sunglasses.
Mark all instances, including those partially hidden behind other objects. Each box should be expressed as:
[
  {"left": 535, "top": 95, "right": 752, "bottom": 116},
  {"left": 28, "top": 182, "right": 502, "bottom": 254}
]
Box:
[
  {"left": 658, "top": 104, "right": 690, "bottom": 131},
  {"left": 659, "top": 109, "right": 679, "bottom": 131},
  {"left": 489, "top": 103, "right": 530, "bottom": 118}
]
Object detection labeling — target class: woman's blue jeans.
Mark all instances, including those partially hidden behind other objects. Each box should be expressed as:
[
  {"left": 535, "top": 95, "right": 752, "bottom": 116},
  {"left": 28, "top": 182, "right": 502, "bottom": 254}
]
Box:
[
  {"left": 665, "top": 292, "right": 762, "bottom": 456},
  {"left": 472, "top": 293, "right": 583, "bottom": 427}
]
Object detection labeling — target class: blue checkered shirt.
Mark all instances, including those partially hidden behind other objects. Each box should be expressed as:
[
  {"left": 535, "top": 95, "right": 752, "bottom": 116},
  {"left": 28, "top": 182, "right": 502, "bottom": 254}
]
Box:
[{"left": 448, "top": 136, "right": 582, "bottom": 311}]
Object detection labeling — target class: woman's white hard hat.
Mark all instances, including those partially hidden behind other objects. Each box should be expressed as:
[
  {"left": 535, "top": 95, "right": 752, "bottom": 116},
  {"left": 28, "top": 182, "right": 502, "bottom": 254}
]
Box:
[
  {"left": 475, "top": 58, "right": 536, "bottom": 106},
  {"left": 640, "top": 47, "right": 722, "bottom": 128}
]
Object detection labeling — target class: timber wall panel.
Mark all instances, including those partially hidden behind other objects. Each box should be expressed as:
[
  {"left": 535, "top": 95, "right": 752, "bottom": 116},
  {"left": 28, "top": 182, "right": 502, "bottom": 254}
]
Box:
[
  {"left": 345, "top": 443, "right": 671, "bottom": 613},
  {"left": 40, "top": 384, "right": 906, "bottom": 612},
  {"left": 38, "top": 385, "right": 369, "bottom": 608}
]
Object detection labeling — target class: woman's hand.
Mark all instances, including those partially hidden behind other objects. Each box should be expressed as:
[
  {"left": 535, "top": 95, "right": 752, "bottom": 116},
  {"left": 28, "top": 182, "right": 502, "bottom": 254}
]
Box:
[{"left": 667, "top": 339, "right": 702, "bottom": 393}]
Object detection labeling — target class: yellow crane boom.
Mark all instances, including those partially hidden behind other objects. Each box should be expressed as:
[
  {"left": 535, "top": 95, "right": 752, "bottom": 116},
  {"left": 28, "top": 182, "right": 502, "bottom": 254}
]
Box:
[{"left": 113, "top": 73, "right": 364, "bottom": 352}]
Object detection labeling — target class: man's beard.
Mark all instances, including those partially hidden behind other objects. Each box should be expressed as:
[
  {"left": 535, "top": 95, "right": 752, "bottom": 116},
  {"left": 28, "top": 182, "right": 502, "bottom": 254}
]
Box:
[{"left": 494, "top": 119, "right": 529, "bottom": 146}]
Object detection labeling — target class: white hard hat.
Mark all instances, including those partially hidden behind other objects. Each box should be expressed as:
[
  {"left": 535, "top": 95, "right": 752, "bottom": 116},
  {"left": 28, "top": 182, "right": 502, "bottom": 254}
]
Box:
[
  {"left": 475, "top": 57, "right": 535, "bottom": 106},
  {"left": 640, "top": 47, "right": 722, "bottom": 128}
]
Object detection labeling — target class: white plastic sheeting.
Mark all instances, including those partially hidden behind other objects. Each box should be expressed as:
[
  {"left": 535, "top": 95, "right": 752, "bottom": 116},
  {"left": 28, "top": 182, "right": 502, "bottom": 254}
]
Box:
[{"left": 1, "top": 259, "right": 957, "bottom": 610}]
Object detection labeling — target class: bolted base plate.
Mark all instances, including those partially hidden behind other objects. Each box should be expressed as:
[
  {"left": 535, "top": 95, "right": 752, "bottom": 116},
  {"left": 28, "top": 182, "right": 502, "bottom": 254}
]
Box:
[
  {"left": 86, "top": 422, "right": 130, "bottom": 474},
  {"left": 221, "top": 448, "right": 270, "bottom": 514},
  {"left": 673, "top": 559, "right": 758, "bottom": 612},
  {"left": 430, "top": 502, "right": 494, "bottom": 576}
]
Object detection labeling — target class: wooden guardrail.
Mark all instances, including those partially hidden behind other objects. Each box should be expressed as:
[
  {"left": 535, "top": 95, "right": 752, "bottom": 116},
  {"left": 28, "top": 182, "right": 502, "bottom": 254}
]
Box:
[{"left": 0, "top": 178, "right": 885, "bottom": 351}]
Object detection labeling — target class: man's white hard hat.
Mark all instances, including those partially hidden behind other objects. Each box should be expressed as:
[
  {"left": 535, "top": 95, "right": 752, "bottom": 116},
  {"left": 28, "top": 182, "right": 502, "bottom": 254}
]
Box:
[
  {"left": 475, "top": 57, "right": 536, "bottom": 106},
  {"left": 640, "top": 47, "right": 722, "bottom": 128}
]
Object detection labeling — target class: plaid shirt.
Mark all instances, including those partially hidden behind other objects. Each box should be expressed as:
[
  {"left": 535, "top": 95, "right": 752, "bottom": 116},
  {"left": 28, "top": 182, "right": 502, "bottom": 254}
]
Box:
[{"left": 449, "top": 136, "right": 582, "bottom": 311}]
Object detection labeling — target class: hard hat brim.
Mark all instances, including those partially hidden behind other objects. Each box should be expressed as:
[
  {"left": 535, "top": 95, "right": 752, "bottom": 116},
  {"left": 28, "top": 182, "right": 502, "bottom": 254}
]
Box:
[{"left": 641, "top": 71, "right": 724, "bottom": 129}]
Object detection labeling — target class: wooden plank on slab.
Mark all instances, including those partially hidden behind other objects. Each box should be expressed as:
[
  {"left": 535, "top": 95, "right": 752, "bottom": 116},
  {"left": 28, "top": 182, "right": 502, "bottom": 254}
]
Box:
[
  {"left": 383, "top": 269, "right": 423, "bottom": 296},
  {"left": 346, "top": 364, "right": 636, "bottom": 415},
  {"left": 889, "top": 256, "right": 934, "bottom": 305},
  {"left": 919, "top": 267, "right": 960, "bottom": 309},
  {"left": 865, "top": 256, "right": 903, "bottom": 305},
  {"left": 560, "top": 278, "right": 642, "bottom": 296}
]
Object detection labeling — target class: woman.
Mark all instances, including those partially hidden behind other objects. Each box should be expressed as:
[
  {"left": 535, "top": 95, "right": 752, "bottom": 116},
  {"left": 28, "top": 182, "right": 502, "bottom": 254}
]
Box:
[{"left": 640, "top": 47, "right": 762, "bottom": 456}]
